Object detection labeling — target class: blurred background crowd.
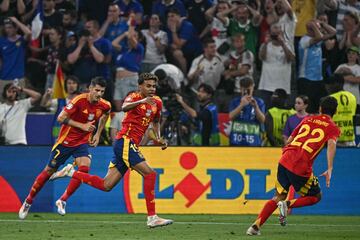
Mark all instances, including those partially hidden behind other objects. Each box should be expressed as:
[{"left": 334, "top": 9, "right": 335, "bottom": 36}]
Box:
[{"left": 0, "top": 0, "right": 359, "bottom": 147}]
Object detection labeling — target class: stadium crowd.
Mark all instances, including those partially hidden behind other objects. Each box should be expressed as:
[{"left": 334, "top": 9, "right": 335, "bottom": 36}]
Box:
[{"left": 0, "top": 0, "right": 360, "bottom": 147}]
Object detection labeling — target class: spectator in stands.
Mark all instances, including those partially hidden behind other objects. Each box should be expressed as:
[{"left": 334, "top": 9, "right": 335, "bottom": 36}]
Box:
[
  {"left": 141, "top": 14, "right": 168, "bottom": 73},
  {"left": 335, "top": 46, "right": 360, "bottom": 112},
  {"left": 67, "top": 20, "right": 112, "bottom": 92},
  {"left": 291, "top": 0, "right": 317, "bottom": 41},
  {"left": 264, "top": 88, "right": 295, "bottom": 147},
  {"left": 40, "top": 75, "right": 80, "bottom": 112},
  {"left": 258, "top": 0, "right": 278, "bottom": 45},
  {"left": 275, "top": 0, "right": 296, "bottom": 47},
  {"left": 228, "top": 77, "right": 265, "bottom": 146},
  {"left": 223, "top": 33, "right": 254, "bottom": 95},
  {"left": 0, "top": 0, "right": 26, "bottom": 21},
  {"left": 218, "top": 2, "right": 261, "bottom": 55},
  {"left": 327, "top": 74, "right": 357, "bottom": 146},
  {"left": 184, "top": 0, "right": 213, "bottom": 39},
  {"left": 116, "top": 0, "right": 144, "bottom": 25},
  {"left": 298, "top": 19, "right": 336, "bottom": 113},
  {"left": 258, "top": 23, "right": 295, "bottom": 106},
  {"left": 282, "top": 95, "right": 309, "bottom": 144},
  {"left": 99, "top": 3, "right": 128, "bottom": 43},
  {"left": 55, "top": 0, "right": 75, "bottom": 13},
  {"left": 0, "top": 83, "right": 41, "bottom": 145},
  {"left": 43, "top": 0, "right": 63, "bottom": 28},
  {"left": 78, "top": 0, "right": 112, "bottom": 25},
  {"left": 62, "top": 10, "right": 81, "bottom": 33},
  {"left": 176, "top": 83, "right": 220, "bottom": 146},
  {"left": 166, "top": 8, "right": 203, "bottom": 74},
  {"left": 204, "top": 0, "right": 231, "bottom": 55},
  {"left": 338, "top": 11, "right": 360, "bottom": 51},
  {"left": 188, "top": 38, "right": 224, "bottom": 91},
  {"left": 325, "top": 0, "right": 360, "bottom": 42},
  {"left": 152, "top": 0, "right": 187, "bottom": 25},
  {"left": 0, "top": 17, "right": 31, "bottom": 100},
  {"left": 152, "top": 63, "right": 185, "bottom": 92},
  {"left": 112, "top": 20, "right": 144, "bottom": 111},
  {"left": 44, "top": 27, "right": 65, "bottom": 90}
]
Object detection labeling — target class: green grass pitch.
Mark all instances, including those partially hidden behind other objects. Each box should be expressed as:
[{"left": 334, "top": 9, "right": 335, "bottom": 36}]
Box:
[{"left": 0, "top": 213, "right": 359, "bottom": 240}]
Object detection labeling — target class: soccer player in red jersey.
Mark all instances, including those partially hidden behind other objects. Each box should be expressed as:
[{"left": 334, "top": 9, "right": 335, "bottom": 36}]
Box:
[
  {"left": 247, "top": 96, "right": 340, "bottom": 235},
  {"left": 51, "top": 73, "right": 173, "bottom": 228},
  {"left": 19, "top": 77, "right": 111, "bottom": 219}
]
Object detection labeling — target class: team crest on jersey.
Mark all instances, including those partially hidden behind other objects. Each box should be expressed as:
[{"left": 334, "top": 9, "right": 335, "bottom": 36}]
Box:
[
  {"left": 96, "top": 109, "right": 102, "bottom": 118},
  {"left": 146, "top": 109, "right": 152, "bottom": 117},
  {"left": 88, "top": 113, "right": 95, "bottom": 121},
  {"left": 66, "top": 103, "right": 74, "bottom": 110},
  {"left": 140, "top": 104, "right": 146, "bottom": 110}
]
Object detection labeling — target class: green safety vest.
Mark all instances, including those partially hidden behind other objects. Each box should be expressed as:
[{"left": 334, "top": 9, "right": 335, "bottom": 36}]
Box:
[
  {"left": 268, "top": 107, "right": 296, "bottom": 146},
  {"left": 330, "top": 91, "right": 357, "bottom": 142}
]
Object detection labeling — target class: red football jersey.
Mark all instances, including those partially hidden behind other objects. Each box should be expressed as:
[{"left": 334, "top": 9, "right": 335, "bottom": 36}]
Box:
[
  {"left": 56, "top": 93, "right": 111, "bottom": 147},
  {"left": 280, "top": 114, "right": 340, "bottom": 177},
  {"left": 116, "top": 92, "right": 162, "bottom": 145}
]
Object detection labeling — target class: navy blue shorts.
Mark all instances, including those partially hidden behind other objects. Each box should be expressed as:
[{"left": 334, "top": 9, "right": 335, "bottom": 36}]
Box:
[
  {"left": 48, "top": 144, "right": 90, "bottom": 169},
  {"left": 109, "top": 137, "right": 145, "bottom": 175},
  {"left": 276, "top": 164, "right": 321, "bottom": 196}
]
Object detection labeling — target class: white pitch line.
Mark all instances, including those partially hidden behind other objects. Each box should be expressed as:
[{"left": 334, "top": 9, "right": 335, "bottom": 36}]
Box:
[{"left": 0, "top": 219, "right": 359, "bottom": 228}]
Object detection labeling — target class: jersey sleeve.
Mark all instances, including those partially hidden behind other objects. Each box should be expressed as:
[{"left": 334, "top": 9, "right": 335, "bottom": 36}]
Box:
[
  {"left": 327, "top": 125, "right": 341, "bottom": 142},
  {"left": 63, "top": 98, "right": 79, "bottom": 116}
]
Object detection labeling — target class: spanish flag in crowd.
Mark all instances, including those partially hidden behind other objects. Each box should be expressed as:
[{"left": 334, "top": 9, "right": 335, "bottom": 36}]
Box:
[{"left": 52, "top": 61, "right": 67, "bottom": 99}]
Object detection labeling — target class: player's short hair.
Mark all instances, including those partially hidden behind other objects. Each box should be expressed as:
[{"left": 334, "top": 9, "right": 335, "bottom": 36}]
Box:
[
  {"left": 320, "top": 96, "right": 338, "bottom": 117},
  {"left": 273, "top": 88, "right": 287, "bottom": 100},
  {"left": 198, "top": 83, "right": 214, "bottom": 97},
  {"left": 90, "top": 77, "right": 107, "bottom": 88},
  {"left": 138, "top": 73, "right": 158, "bottom": 85},
  {"left": 239, "top": 77, "right": 254, "bottom": 88}
]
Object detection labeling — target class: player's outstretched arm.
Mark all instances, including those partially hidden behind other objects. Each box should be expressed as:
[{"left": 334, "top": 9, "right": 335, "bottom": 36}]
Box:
[
  {"left": 320, "top": 139, "right": 336, "bottom": 188},
  {"left": 57, "top": 110, "right": 96, "bottom": 132},
  {"left": 122, "top": 97, "right": 156, "bottom": 112}
]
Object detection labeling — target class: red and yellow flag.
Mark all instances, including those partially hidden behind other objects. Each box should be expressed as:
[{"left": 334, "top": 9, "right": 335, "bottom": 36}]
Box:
[{"left": 52, "top": 61, "right": 67, "bottom": 99}]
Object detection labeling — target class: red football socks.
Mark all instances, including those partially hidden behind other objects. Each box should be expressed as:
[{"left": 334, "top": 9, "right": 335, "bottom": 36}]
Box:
[
  {"left": 254, "top": 199, "right": 278, "bottom": 227},
  {"left": 288, "top": 196, "right": 320, "bottom": 208},
  {"left": 72, "top": 171, "right": 106, "bottom": 191},
  {"left": 60, "top": 166, "right": 89, "bottom": 201},
  {"left": 26, "top": 170, "right": 51, "bottom": 204},
  {"left": 144, "top": 172, "right": 157, "bottom": 216}
]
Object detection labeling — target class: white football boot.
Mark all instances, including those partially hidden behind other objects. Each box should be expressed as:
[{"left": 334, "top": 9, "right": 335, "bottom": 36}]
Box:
[
  {"left": 55, "top": 199, "right": 67, "bottom": 216},
  {"left": 18, "top": 201, "right": 32, "bottom": 220},
  {"left": 246, "top": 225, "right": 261, "bottom": 236},
  {"left": 278, "top": 200, "right": 288, "bottom": 226},
  {"left": 50, "top": 164, "right": 74, "bottom": 180},
  {"left": 147, "top": 215, "right": 173, "bottom": 228}
]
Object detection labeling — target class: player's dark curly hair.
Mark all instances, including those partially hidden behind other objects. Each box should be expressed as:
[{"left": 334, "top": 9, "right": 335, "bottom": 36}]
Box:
[
  {"left": 138, "top": 73, "right": 158, "bottom": 85},
  {"left": 320, "top": 96, "right": 338, "bottom": 117}
]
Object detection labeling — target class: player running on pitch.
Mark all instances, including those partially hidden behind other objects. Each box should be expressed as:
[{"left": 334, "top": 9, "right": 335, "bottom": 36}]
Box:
[
  {"left": 246, "top": 96, "right": 340, "bottom": 236},
  {"left": 51, "top": 73, "right": 173, "bottom": 228},
  {"left": 19, "top": 77, "right": 111, "bottom": 219}
]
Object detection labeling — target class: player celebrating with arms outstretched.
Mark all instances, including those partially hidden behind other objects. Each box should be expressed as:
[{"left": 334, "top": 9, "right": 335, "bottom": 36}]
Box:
[
  {"left": 247, "top": 96, "right": 340, "bottom": 236},
  {"left": 19, "top": 77, "right": 111, "bottom": 219},
  {"left": 51, "top": 73, "right": 173, "bottom": 228}
]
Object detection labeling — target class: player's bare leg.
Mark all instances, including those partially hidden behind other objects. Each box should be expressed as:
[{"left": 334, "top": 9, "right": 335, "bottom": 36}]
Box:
[
  {"left": 56, "top": 157, "right": 91, "bottom": 216},
  {"left": 246, "top": 192, "right": 287, "bottom": 235},
  {"left": 51, "top": 164, "right": 123, "bottom": 192},
  {"left": 132, "top": 161, "right": 173, "bottom": 228},
  {"left": 19, "top": 166, "right": 57, "bottom": 219}
]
